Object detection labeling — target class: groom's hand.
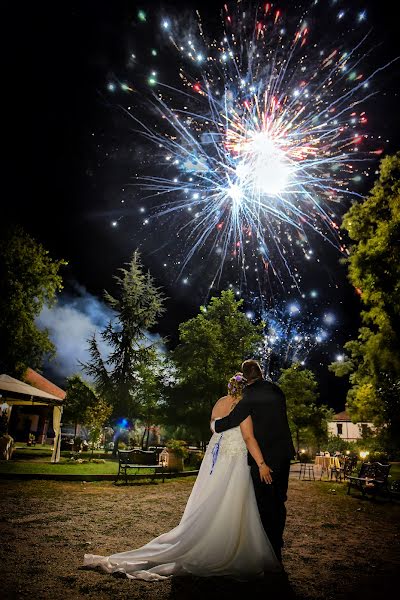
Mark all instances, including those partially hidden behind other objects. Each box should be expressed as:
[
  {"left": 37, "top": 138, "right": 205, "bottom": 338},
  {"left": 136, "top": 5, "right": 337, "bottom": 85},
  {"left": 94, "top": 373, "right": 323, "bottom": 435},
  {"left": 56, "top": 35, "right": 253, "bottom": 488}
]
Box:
[{"left": 259, "top": 463, "right": 273, "bottom": 484}]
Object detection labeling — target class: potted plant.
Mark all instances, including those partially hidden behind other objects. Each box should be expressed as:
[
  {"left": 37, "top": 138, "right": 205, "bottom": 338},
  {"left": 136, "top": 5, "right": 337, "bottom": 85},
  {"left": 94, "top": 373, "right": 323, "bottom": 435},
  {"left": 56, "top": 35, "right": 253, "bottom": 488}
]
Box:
[
  {"left": 27, "top": 433, "right": 36, "bottom": 447},
  {"left": 166, "top": 439, "right": 189, "bottom": 472}
]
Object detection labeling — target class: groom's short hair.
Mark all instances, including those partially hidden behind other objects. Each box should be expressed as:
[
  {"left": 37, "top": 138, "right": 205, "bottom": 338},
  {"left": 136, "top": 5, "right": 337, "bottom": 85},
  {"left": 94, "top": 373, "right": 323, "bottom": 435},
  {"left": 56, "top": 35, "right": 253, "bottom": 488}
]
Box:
[{"left": 242, "top": 359, "right": 263, "bottom": 381}]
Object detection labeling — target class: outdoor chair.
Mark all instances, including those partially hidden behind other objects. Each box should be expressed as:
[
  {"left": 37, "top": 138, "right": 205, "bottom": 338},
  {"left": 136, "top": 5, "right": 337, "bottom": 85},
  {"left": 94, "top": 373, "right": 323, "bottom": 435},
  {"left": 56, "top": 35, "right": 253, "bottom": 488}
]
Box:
[
  {"left": 329, "top": 458, "right": 343, "bottom": 482},
  {"left": 298, "top": 456, "right": 315, "bottom": 481}
]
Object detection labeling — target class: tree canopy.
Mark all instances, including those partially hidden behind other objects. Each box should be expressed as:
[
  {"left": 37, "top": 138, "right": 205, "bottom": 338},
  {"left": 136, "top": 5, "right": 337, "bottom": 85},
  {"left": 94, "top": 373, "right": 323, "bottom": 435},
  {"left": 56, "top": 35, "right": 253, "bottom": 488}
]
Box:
[
  {"left": 278, "top": 363, "right": 331, "bottom": 453},
  {"left": 63, "top": 374, "right": 99, "bottom": 436},
  {"left": 0, "top": 225, "right": 66, "bottom": 377},
  {"left": 132, "top": 353, "right": 174, "bottom": 449},
  {"left": 64, "top": 373, "right": 112, "bottom": 453},
  {"left": 167, "top": 290, "right": 263, "bottom": 443},
  {"left": 329, "top": 152, "right": 400, "bottom": 447}
]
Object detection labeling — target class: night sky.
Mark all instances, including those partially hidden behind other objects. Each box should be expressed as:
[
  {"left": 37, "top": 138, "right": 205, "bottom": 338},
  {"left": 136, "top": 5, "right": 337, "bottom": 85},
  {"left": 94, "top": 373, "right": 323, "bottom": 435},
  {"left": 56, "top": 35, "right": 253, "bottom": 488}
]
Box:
[{"left": 5, "top": 0, "right": 400, "bottom": 411}]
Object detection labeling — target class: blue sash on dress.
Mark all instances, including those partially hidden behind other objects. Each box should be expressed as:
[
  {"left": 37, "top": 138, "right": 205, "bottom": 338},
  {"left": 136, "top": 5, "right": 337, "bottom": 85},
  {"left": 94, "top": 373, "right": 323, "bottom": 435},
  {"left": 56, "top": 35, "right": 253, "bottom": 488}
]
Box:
[{"left": 210, "top": 433, "right": 223, "bottom": 474}]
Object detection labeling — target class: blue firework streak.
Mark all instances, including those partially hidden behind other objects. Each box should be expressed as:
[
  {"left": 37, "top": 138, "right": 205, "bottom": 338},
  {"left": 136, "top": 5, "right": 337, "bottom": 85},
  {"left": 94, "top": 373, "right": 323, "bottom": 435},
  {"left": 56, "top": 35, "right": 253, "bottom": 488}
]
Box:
[
  {"left": 254, "top": 299, "right": 337, "bottom": 375},
  {"left": 113, "top": 1, "right": 397, "bottom": 290}
]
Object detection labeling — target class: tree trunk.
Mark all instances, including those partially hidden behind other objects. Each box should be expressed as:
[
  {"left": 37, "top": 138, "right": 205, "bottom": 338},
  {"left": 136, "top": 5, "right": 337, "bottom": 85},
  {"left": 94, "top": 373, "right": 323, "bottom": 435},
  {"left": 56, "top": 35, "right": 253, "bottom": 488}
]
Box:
[
  {"left": 145, "top": 425, "right": 150, "bottom": 450},
  {"left": 112, "top": 430, "right": 120, "bottom": 457},
  {"left": 296, "top": 428, "right": 300, "bottom": 458},
  {"left": 140, "top": 427, "right": 147, "bottom": 450}
]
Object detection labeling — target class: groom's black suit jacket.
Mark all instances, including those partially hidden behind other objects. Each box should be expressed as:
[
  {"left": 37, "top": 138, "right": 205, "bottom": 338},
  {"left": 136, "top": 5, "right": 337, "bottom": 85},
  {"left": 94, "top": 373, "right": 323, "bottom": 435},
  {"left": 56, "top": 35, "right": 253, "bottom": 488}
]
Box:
[{"left": 215, "top": 378, "right": 295, "bottom": 468}]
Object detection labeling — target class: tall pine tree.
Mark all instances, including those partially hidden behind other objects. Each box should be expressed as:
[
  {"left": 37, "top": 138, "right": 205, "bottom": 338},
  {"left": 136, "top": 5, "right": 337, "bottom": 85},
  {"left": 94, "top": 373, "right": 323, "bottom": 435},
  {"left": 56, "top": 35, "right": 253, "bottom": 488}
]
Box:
[{"left": 82, "top": 252, "right": 165, "bottom": 450}]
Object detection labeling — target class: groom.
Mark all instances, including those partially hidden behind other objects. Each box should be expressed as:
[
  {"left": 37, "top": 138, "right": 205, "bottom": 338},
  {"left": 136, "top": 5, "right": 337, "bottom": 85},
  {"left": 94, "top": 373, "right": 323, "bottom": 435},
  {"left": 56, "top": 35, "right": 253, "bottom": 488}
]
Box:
[{"left": 211, "top": 359, "right": 295, "bottom": 562}]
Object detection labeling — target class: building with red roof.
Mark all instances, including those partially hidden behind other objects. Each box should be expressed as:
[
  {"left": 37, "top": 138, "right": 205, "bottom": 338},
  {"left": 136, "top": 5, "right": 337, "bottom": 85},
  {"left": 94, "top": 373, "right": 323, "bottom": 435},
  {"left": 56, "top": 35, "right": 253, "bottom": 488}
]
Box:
[{"left": 24, "top": 368, "right": 66, "bottom": 400}]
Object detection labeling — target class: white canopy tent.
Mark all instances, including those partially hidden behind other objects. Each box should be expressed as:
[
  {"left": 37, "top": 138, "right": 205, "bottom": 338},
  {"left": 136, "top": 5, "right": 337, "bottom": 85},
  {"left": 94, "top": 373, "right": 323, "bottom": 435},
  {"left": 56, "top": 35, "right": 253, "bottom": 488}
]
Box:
[{"left": 0, "top": 374, "right": 64, "bottom": 463}]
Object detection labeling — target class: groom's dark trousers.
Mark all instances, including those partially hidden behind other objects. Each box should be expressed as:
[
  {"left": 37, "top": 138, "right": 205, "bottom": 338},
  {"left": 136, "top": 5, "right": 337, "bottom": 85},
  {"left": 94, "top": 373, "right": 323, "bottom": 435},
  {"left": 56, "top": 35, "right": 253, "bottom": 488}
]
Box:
[
  {"left": 250, "top": 460, "right": 290, "bottom": 560},
  {"left": 215, "top": 378, "right": 295, "bottom": 560}
]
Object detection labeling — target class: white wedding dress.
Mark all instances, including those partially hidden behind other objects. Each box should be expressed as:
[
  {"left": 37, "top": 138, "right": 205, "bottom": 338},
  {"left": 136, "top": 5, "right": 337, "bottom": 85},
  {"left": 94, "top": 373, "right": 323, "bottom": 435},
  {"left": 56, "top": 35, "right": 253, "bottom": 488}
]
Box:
[{"left": 84, "top": 426, "right": 280, "bottom": 580}]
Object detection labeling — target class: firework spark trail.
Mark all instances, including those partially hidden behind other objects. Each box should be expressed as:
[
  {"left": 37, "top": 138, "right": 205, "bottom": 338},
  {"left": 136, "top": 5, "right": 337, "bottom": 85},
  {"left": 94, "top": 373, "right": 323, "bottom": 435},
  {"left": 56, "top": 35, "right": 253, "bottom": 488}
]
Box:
[
  {"left": 254, "top": 300, "right": 337, "bottom": 375},
  {"left": 115, "top": 1, "right": 398, "bottom": 292}
]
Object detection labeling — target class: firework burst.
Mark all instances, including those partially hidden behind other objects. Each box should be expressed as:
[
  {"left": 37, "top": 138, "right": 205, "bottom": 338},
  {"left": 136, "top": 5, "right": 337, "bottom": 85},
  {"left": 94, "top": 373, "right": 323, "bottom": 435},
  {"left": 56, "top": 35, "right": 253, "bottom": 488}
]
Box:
[
  {"left": 111, "top": 1, "right": 396, "bottom": 294},
  {"left": 253, "top": 299, "right": 338, "bottom": 376}
]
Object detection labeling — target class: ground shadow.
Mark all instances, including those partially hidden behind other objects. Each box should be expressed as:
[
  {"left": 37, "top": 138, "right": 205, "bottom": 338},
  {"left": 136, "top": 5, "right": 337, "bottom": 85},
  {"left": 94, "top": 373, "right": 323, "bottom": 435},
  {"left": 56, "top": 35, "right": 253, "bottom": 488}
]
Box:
[
  {"left": 168, "top": 571, "right": 300, "bottom": 600},
  {"left": 113, "top": 480, "right": 165, "bottom": 487}
]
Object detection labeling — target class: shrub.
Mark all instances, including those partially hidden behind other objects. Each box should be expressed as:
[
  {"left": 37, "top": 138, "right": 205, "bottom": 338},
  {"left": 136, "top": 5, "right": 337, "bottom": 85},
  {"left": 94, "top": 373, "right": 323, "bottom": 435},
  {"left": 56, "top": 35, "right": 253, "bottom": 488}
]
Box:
[
  {"left": 299, "top": 452, "right": 312, "bottom": 463},
  {"left": 325, "top": 435, "right": 355, "bottom": 454},
  {"left": 187, "top": 451, "right": 204, "bottom": 469},
  {"left": 367, "top": 451, "right": 389, "bottom": 463},
  {"left": 166, "top": 439, "right": 189, "bottom": 459}
]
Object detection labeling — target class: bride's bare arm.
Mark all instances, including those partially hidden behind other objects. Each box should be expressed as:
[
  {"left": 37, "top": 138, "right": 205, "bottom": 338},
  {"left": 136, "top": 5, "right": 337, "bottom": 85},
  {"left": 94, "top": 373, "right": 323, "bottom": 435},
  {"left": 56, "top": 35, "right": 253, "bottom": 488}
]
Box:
[{"left": 240, "top": 416, "right": 273, "bottom": 484}]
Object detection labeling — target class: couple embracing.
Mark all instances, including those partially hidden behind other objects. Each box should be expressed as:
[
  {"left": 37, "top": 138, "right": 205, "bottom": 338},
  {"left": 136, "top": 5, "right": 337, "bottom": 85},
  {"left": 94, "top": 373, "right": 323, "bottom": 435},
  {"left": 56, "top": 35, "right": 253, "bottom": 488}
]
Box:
[{"left": 84, "top": 359, "right": 295, "bottom": 580}]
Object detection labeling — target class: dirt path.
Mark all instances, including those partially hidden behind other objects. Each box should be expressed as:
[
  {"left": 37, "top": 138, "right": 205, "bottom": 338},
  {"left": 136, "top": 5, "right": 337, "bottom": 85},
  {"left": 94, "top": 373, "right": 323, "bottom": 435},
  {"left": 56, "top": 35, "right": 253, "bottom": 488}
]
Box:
[{"left": 1, "top": 472, "right": 399, "bottom": 600}]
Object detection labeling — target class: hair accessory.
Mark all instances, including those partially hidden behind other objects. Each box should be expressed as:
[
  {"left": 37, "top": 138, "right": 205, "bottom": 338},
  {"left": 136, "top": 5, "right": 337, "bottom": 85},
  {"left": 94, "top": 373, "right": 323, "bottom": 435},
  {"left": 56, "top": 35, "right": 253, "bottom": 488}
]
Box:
[{"left": 227, "top": 373, "right": 247, "bottom": 397}]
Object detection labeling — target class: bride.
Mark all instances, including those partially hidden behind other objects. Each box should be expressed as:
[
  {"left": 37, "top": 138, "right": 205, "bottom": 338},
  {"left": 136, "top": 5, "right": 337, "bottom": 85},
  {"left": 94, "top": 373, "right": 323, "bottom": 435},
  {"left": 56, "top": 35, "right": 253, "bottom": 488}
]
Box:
[{"left": 84, "top": 373, "right": 280, "bottom": 580}]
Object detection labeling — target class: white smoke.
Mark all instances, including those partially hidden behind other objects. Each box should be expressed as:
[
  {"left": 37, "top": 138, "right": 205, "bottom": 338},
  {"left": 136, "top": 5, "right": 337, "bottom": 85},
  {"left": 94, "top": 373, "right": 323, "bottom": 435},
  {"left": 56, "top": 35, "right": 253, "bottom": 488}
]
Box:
[{"left": 36, "top": 284, "right": 163, "bottom": 384}]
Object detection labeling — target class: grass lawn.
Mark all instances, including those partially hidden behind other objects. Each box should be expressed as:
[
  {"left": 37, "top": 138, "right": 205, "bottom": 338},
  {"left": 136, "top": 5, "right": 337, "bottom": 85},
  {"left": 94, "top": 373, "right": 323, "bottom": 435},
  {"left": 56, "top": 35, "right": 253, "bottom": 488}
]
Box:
[
  {"left": 1, "top": 445, "right": 198, "bottom": 476},
  {"left": 13, "top": 444, "right": 112, "bottom": 460},
  {"left": 0, "top": 459, "right": 119, "bottom": 475}
]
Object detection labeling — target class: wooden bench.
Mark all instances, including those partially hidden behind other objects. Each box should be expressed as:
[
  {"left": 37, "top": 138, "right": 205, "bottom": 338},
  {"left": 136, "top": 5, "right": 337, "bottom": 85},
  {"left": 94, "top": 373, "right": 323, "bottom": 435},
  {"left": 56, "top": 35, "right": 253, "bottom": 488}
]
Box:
[
  {"left": 116, "top": 449, "right": 165, "bottom": 484},
  {"left": 347, "top": 461, "right": 391, "bottom": 498}
]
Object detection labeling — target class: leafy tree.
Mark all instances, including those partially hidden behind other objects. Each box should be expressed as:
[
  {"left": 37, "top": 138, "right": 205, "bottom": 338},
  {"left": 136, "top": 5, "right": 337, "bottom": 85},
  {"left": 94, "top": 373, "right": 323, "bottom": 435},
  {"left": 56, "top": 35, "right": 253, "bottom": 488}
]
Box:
[
  {"left": 168, "top": 290, "right": 263, "bottom": 445},
  {"left": 84, "top": 398, "right": 112, "bottom": 457},
  {"left": 81, "top": 251, "right": 165, "bottom": 453},
  {"left": 64, "top": 374, "right": 112, "bottom": 455},
  {"left": 278, "top": 364, "right": 331, "bottom": 454},
  {"left": 133, "top": 354, "right": 174, "bottom": 449},
  {"left": 0, "top": 225, "right": 66, "bottom": 377},
  {"left": 304, "top": 403, "right": 335, "bottom": 452},
  {"left": 63, "top": 375, "right": 98, "bottom": 438},
  {"left": 329, "top": 153, "right": 400, "bottom": 449}
]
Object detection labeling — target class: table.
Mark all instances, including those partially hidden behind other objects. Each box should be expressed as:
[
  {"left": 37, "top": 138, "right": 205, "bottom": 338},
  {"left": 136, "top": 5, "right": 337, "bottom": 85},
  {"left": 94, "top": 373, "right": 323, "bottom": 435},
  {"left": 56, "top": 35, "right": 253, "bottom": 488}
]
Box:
[{"left": 314, "top": 456, "right": 341, "bottom": 480}]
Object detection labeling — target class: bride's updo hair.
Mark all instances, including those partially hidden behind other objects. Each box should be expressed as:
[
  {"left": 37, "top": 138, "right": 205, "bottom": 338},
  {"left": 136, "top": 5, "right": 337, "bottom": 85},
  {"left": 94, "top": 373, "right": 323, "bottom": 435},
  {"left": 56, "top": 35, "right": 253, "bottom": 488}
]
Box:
[{"left": 227, "top": 373, "right": 247, "bottom": 398}]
